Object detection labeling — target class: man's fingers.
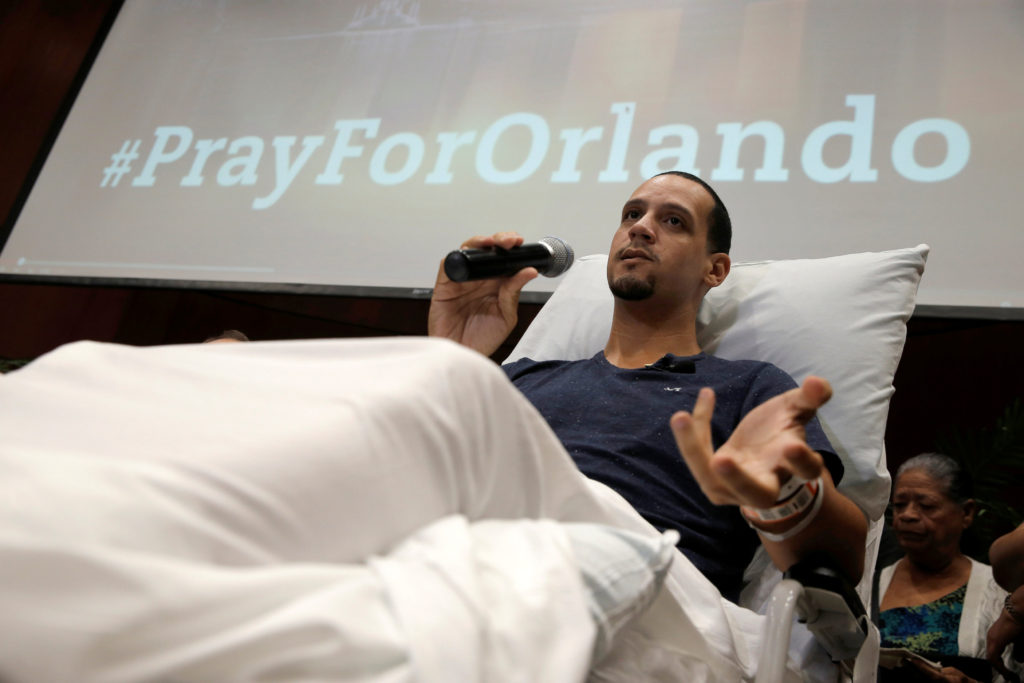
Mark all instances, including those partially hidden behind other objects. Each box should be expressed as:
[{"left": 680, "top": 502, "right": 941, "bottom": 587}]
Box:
[
  {"left": 774, "top": 375, "right": 833, "bottom": 425},
  {"left": 670, "top": 391, "right": 713, "bottom": 460},
  {"left": 669, "top": 411, "right": 700, "bottom": 461},
  {"left": 439, "top": 233, "right": 532, "bottom": 292},
  {"left": 783, "top": 442, "right": 826, "bottom": 481},
  {"left": 711, "top": 442, "right": 825, "bottom": 508},
  {"left": 669, "top": 388, "right": 715, "bottom": 451},
  {"left": 498, "top": 267, "right": 539, "bottom": 312},
  {"left": 670, "top": 389, "right": 715, "bottom": 457},
  {"left": 691, "top": 386, "right": 715, "bottom": 423},
  {"left": 507, "top": 266, "right": 539, "bottom": 291},
  {"left": 493, "top": 231, "right": 525, "bottom": 249},
  {"left": 462, "top": 231, "right": 523, "bottom": 250},
  {"left": 459, "top": 234, "right": 495, "bottom": 250},
  {"left": 709, "top": 452, "right": 776, "bottom": 507},
  {"left": 798, "top": 376, "right": 832, "bottom": 411},
  {"left": 672, "top": 389, "right": 735, "bottom": 504}
]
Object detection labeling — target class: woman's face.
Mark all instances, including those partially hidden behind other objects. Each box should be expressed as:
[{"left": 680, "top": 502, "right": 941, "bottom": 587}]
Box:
[{"left": 891, "top": 469, "right": 973, "bottom": 558}]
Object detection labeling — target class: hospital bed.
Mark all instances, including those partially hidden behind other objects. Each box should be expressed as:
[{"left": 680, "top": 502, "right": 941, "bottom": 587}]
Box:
[
  {"left": 507, "top": 244, "right": 930, "bottom": 681},
  {"left": 0, "top": 244, "right": 927, "bottom": 682}
]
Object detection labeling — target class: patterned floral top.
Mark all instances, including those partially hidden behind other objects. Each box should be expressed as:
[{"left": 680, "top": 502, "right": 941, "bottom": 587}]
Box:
[{"left": 879, "top": 583, "right": 967, "bottom": 657}]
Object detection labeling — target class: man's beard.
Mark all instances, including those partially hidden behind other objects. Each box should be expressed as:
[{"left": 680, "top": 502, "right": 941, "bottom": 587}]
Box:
[{"left": 609, "top": 274, "right": 655, "bottom": 300}]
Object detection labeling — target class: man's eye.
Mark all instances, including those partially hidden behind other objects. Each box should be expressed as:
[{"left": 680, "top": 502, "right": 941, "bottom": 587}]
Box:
[
  {"left": 667, "top": 216, "right": 682, "bottom": 226},
  {"left": 624, "top": 210, "right": 639, "bottom": 220}
]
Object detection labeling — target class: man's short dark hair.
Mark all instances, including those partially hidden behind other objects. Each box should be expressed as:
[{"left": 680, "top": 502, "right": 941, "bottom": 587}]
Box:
[{"left": 654, "top": 171, "right": 732, "bottom": 255}]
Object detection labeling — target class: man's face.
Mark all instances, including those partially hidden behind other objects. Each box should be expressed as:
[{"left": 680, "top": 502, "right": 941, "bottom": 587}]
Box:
[{"left": 606, "top": 174, "right": 718, "bottom": 303}]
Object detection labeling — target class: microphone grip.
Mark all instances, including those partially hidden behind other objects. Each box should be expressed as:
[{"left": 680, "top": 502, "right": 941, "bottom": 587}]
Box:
[{"left": 443, "top": 243, "right": 553, "bottom": 282}]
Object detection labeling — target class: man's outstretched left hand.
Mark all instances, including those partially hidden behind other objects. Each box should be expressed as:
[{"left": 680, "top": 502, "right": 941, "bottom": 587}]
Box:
[{"left": 670, "top": 376, "right": 833, "bottom": 510}]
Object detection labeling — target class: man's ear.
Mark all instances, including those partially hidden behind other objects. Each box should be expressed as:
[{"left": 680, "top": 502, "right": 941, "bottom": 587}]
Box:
[{"left": 705, "top": 253, "right": 731, "bottom": 289}]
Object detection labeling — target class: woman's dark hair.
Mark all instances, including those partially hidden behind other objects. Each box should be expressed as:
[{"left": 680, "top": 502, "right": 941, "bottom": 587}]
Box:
[
  {"left": 653, "top": 171, "right": 732, "bottom": 255},
  {"left": 896, "top": 452, "right": 974, "bottom": 504}
]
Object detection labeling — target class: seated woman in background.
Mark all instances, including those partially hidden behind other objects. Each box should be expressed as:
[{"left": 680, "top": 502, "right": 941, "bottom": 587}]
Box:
[{"left": 877, "top": 453, "right": 1016, "bottom": 683}]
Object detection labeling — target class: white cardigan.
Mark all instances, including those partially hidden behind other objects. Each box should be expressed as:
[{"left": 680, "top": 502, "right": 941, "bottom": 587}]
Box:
[{"left": 879, "top": 557, "right": 1019, "bottom": 678}]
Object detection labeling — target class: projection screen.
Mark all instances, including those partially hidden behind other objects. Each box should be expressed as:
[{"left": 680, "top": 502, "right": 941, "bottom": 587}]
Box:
[{"left": 1, "top": 0, "right": 1022, "bottom": 315}]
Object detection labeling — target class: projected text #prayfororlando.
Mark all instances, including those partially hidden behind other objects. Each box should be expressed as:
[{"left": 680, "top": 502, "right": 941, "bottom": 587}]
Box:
[{"left": 101, "top": 95, "right": 970, "bottom": 210}]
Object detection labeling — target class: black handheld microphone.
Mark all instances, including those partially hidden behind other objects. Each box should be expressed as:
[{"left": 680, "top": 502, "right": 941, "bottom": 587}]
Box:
[{"left": 443, "top": 236, "right": 574, "bottom": 282}]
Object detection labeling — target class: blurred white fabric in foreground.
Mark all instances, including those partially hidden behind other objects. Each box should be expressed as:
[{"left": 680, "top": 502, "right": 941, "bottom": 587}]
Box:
[{"left": 0, "top": 338, "right": 812, "bottom": 682}]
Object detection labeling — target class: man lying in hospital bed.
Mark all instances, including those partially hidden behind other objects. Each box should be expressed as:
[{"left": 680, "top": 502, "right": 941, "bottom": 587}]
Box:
[
  {"left": 0, "top": 173, "right": 927, "bottom": 681},
  {"left": 431, "top": 171, "right": 866, "bottom": 608}
]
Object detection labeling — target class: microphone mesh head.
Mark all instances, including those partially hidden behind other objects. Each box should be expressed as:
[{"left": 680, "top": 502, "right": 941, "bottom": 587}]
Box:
[{"left": 539, "top": 236, "right": 574, "bottom": 277}]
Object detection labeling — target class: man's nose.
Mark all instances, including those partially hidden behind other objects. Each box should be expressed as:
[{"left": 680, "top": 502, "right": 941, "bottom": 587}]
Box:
[{"left": 628, "top": 216, "right": 655, "bottom": 242}]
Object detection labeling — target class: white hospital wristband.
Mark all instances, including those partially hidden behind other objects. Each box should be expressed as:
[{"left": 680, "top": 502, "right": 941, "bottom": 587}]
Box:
[
  {"left": 774, "top": 475, "right": 807, "bottom": 503},
  {"left": 741, "top": 477, "right": 822, "bottom": 523},
  {"left": 749, "top": 485, "right": 827, "bottom": 544}
]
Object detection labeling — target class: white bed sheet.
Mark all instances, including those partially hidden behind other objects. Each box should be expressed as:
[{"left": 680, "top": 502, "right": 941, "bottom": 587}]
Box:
[{"left": 0, "top": 337, "right": 817, "bottom": 682}]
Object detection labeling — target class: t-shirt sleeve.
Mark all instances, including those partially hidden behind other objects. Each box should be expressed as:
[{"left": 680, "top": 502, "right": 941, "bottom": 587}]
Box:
[
  {"left": 744, "top": 364, "right": 844, "bottom": 486},
  {"left": 501, "top": 358, "right": 530, "bottom": 380}
]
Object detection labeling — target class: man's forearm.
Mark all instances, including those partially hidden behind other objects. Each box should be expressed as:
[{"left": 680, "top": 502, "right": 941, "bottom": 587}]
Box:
[{"left": 753, "top": 476, "right": 867, "bottom": 583}]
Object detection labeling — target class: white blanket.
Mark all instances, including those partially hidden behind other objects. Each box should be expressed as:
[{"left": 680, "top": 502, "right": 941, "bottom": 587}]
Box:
[{"left": 0, "top": 337, "right": 822, "bottom": 682}]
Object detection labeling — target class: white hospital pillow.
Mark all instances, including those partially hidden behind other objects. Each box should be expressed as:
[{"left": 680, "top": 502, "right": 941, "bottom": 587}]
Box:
[{"left": 505, "top": 246, "right": 929, "bottom": 521}]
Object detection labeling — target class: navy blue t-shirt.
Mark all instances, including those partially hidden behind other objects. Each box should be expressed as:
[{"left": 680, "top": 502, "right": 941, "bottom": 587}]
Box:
[{"left": 503, "top": 351, "right": 842, "bottom": 603}]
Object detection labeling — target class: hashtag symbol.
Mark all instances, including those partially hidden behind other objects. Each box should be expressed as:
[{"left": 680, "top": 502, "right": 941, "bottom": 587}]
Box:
[{"left": 101, "top": 139, "right": 141, "bottom": 187}]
